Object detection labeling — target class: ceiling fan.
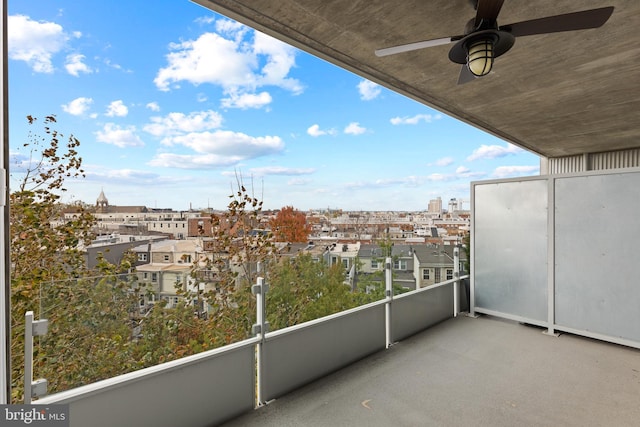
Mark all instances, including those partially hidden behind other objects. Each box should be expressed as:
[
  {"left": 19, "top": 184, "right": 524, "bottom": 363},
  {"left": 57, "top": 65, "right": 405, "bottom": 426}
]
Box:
[{"left": 375, "top": 0, "right": 614, "bottom": 84}]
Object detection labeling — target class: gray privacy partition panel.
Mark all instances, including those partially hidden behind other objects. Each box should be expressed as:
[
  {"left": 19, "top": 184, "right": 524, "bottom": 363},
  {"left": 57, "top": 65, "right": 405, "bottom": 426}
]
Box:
[
  {"left": 392, "top": 283, "right": 453, "bottom": 342},
  {"left": 37, "top": 340, "right": 257, "bottom": 427},
  {"left": 554, "top": 172, "right": 640, "bottom": 342},
  {"left": 262, "top": 303, "right": 386, "bottom": 401},
  {"left": 474, "top": 179, "right": 548, "bottom": 321}
]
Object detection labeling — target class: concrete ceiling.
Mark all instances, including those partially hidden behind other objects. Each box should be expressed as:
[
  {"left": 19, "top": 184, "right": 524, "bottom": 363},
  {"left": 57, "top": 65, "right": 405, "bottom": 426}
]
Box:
[{"left": 193, "top": 0, "right": 640, "bottom": 158}]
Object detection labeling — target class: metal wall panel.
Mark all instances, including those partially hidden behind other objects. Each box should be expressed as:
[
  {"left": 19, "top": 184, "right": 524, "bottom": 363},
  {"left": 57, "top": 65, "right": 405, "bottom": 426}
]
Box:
[
  {"left": 548, "top": 155, "right": 585, "bottom": 174},
  {"left": 590, "top": 148, "right": 640, "bottom": 171},
  {"left": 36, "top": 339, "right": 258, "bottom": 427},
  {"left": 473, "top": 180, "right": 548, "bottom": 321},
  {"left": 554, "top": 173, "right": 640, "bottom": 342},
  {"left": 262, "top": 303, "right": 386, "bottom": 401},
  {"left": 392, "top": 283, "right": 453, "bottom": 342}
]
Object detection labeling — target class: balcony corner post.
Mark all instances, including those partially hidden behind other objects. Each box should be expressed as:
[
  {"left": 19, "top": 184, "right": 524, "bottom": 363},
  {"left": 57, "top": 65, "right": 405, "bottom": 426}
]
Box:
[
  {"left": 252, "top": 276, "right": 269, "bottom": 406},
  {"left": 454, "top": 247, "right": 460, "bottom": 317},
  {"left": 385, "top": 257, "right": 393, "bottom": 348}
]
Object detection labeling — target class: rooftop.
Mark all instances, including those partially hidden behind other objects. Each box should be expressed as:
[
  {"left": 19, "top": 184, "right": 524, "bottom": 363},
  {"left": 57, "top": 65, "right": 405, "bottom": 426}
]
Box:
[{"left": 222, "top": 315, "right": 640, "bottom": 427}]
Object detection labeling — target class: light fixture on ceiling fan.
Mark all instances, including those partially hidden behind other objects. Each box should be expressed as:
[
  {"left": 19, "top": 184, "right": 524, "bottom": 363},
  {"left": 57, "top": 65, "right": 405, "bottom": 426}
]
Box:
[{"left": 375, "top": 0, "right": 614, "bottom": 84}]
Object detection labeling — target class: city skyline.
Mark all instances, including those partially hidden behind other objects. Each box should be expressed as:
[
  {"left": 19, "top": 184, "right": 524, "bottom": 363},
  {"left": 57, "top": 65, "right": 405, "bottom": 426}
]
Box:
[{"left": 8, "top": 0, "right": 539, "bottom": 211}]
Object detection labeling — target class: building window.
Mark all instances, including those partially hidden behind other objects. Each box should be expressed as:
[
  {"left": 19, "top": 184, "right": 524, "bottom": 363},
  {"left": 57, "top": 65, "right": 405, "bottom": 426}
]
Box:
[
  {"left": 435, "top": 268, "right": 441, "bottom": 283},
  {"left": 163, "top": 255, "right": 170, "bottom": 262},
  {"left": 143, "top": 272, "right": 148, "bottom": 280},
  {"left": 393, "top": 259, "right": 407, "bottom": 270},
  {"left": 342, "top": 258, "right": 349, "bottom": 269},
  {"left": 138, "top": 253, "right": 148, "bottom": 262},
  {"left": 151, "top": 273, "right": 158, "bottom": 282},
  {"left": 446, "top": 269, "right": 454, "bottom": 280},
  {"left": 371, "top": 259, "right": 379, "bottom": 269},
  {"left": 422, "top": 269, "right": 430, "bottom": 280}
]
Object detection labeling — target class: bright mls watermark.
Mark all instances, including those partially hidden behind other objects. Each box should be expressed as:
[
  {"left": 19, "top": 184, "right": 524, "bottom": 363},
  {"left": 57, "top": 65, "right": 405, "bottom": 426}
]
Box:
[{"left": 1, "top": 405, "right": 69, "bottom": 426}]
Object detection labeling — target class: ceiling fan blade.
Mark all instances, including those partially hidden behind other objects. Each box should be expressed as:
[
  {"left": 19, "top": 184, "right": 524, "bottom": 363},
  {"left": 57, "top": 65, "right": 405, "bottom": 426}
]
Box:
[
  {"left": 475, "top": 0, "right": 505, "bottom": 26},
  {"left": 375, "top": 37, "right": 459, "bottom": 57},
  {"left": 501, "top": 6, "right": 614, "bottom": 37},
  {"left": 457, "top": 65, "right": 476, "bottom": 85}
]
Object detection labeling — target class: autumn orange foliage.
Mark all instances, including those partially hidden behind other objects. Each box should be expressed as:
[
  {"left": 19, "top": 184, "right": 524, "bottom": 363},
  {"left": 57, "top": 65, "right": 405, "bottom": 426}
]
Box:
[{"left": 269, "top": 206, "right": 311, "bottom": 242}]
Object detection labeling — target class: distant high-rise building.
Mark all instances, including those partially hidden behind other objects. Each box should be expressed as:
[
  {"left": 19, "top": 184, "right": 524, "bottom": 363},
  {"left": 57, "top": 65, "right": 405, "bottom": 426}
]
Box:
[
  {"left": 428, "top": 197, "right": 442, "bottom": 215},
  {"left": 448, "top": 198, "right": 459, "bottom": 213}
]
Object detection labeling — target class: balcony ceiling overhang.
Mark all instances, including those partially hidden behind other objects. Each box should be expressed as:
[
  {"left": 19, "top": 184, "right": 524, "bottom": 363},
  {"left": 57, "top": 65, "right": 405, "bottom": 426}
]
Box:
[{"left": 193, "top": 0, "right": 640, "bottom": 158}]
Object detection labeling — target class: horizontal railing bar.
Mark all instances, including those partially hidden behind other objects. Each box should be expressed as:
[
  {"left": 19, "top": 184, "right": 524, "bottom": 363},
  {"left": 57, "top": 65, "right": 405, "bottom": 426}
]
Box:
[{"left": 264, "top": 298, "right": 388, "bottom": 339}]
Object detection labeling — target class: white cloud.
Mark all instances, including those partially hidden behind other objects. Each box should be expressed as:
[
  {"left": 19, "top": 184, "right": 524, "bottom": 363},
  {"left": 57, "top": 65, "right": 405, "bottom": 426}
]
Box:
[
  {"left": 373, "top": 176, "right": 421, "bottom": 187},
  {"left": 103, "top": 58, "right": 130, "bottom": 72},
  {"left": 253, "top": 32, "right": 303, "bottom": 94},
  {"left": 101, "top": 169, "right": 161, "bottom": 182},
  {"left": 390, "top": 113, "right": 442, "bottom": 125},
  {"left": 249, "top": 166, "right": 315, "bottom": 176},
  {"left": 195, "top": 15, "right": 216, "bottom": 25},
  {"left": 146, "top": 102, "right": 160, "bottom": 112},
  {"left": 434, "top": 157, "right": 454, "bottom": 167},
  {"left": 288, "top": 178, "right": 311, "bottom": 186},
  {"left": 215, "top": 19, "right": 247, "bottom": 38},
  {"left": 149, "top": 153, "right": 242, "bottom": 169},
  {"left": 105, "top": 100, "right": 129, "bottom": 117},
  {"left": 455, "top": 166, "right": 486, "bottom": 179},
  {"left": 492, "top": 165, "right": 539, "bottom": 178},
  {"left": 221, "top": 91, "right": 272, "bottom": 109},
  {"left": 155, "top": 32, "right": 251, "bottom": 91},
  {"left": 344, "top": 122, "right": 366, "bottom": 135},
  {"left": 150, "top": 130, "right": 284, "bottom": 169},
  {"left": 144, "top": 110, "right": 224, "bottom": 140},
  {"left": 95, "top": 123, "right": 144, "bottom": 148},
  {"left": 426, "top": 173, "right": 450, "bottom": 182},
  {"left": 154, "top": 21, "right": 302, "bottom": 108},
  {"left": 307, "top": 124, "right": 335, "bottom": 137},
  {"left": 8, "top": 15, "right": 69, "bottom": 73},
  {"left": 171, "top": 130, "right": 283, "bottom": 156},
  {"left": 61, "top": 97, "right": 93, "bottom": 116},
  {"left": 467, "top": 143, "right": 523, "bottom": 161},
  {"left": 65, "top": 53, "right": 92, "bottom": 76},
  {"left": 358, "top": 80, "right": 381, "bottom": 101}
]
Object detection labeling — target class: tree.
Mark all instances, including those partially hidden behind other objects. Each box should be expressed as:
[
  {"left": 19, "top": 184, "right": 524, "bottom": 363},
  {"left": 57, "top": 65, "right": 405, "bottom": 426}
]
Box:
[
  {"left": 9, "top": 116, "right": 140, "bottom": 402},
  {"left": 269, "top": 206, "right": 310, "bottom": 242},
  {"left": 266, "top": 253, "right": 366, "bottom": 330}
]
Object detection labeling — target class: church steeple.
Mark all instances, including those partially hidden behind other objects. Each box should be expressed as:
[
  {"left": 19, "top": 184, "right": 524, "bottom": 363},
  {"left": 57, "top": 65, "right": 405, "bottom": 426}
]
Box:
[{"left": 96, "top": 189, "right": 109, "bottom": 212}]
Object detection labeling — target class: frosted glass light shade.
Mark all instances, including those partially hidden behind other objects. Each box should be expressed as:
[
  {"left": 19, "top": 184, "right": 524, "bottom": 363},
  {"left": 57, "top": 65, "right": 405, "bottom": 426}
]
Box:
[{"left": 467, "top": 39, "right": 494, "bottom": 76}]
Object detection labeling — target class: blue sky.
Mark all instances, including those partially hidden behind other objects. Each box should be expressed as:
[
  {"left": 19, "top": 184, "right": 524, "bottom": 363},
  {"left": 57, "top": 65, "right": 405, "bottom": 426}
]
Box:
[{"left": 7, "top": 0, "right": 539, "bottom": 211}]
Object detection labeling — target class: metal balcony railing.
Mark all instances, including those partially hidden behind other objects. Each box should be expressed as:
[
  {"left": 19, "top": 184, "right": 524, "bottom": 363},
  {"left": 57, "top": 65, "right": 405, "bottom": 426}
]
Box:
[{"left": 30, "top": 256, "right": 468, "bottom": 427}]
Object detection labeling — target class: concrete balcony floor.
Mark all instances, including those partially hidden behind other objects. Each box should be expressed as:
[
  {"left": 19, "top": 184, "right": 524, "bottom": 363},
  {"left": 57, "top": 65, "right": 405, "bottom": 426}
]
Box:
[{"left": 223, "top": 315, "right": 640, "bottom": 427}]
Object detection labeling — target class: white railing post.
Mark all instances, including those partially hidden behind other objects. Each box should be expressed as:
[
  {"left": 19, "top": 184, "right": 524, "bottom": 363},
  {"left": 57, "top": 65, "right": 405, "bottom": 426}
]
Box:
[
  {"left": 23, "top": 311, "right": 48, "bottom": 403},
  {"left": 385, "top": 257, "right": 393, "bottom": 348},
  {"left": 251, "top": 273, "right": 269, "bottom": 406},
  {"left": 454, "top": 247, "right": 460, "bottom": 317}
]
